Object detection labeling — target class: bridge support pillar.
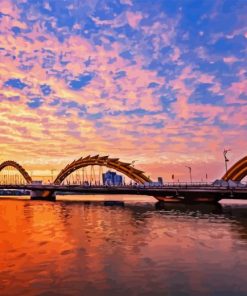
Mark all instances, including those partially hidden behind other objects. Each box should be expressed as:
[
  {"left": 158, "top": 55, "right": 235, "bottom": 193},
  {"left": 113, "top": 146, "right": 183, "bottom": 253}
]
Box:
[{"left": 30, "top": 190, "right": 56, "bottom": 201}]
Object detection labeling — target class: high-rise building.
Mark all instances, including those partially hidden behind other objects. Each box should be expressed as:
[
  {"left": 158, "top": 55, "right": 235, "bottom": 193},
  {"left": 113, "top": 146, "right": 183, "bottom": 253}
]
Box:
[{"left": 102, "top": 171, "right": 123, "bottom": 185}]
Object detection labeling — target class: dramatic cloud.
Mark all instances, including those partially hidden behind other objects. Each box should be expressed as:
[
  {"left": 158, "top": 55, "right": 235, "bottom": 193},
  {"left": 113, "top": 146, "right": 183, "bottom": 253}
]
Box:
[{"left": 0, "top": 0, "right": 246, "bottom": 181}]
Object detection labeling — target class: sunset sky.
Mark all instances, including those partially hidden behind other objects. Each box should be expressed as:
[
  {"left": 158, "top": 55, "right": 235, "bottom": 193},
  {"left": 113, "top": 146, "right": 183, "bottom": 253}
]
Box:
[{"left": 0, "top": 0, "right": 246, "bottom": 181}]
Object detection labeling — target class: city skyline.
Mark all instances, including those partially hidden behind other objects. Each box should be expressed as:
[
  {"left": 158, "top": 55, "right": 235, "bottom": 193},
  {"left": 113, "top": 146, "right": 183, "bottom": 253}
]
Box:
[{"left": 0, "top": 0, "right": 246, "bottom": 181}]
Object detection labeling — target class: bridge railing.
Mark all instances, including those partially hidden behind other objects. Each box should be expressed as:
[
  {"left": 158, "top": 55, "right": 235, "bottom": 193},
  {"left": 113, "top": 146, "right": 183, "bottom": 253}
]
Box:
[
  {"left": 162, "top": 182, "right": 211, "bottom": 187},
  {"left": 57, "top": 182, "right": 213, "bottom": 189},
  {"left": 56, "top": 181, "right": 247, "bottom": 189},
  {"left": 0, "top": 181, "right": 246, "bottom": 189}
]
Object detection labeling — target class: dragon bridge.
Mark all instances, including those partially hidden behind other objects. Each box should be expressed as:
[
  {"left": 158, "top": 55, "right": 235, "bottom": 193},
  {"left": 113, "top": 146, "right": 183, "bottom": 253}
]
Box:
[{"left": 54, "top": 155, "right": 151, "bottom": 185}]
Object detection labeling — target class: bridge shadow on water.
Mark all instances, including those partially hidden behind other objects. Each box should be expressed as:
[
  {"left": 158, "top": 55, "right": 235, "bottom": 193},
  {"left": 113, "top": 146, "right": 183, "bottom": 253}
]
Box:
[
  {"left": 110, "top": 199, "right": 247, "bottom": 243},
  {"left": 52, "top": 198, "right": 247, "bottom": 230},
  {"left": 51, "top": 198, "right": 247, "bottom": 249},
  {"left": 53, "top": 197, "right": 247, "bottom": 212}
]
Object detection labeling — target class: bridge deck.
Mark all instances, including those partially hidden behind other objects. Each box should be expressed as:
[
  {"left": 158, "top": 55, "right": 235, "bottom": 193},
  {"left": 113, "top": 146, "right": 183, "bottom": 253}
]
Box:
[{"left": 0, "top": 184, "right": 246, "bottom": 201}]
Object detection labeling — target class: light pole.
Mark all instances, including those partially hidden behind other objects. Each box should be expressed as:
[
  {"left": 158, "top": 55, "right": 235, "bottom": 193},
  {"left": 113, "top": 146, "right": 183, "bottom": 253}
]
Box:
[
  {"left": 51, "top": 169, "right": 55, "bottom": 183},
  {"left": 223, "top": 149, "right": 230, "bottom": 176},
  {"left": 185, "top": 166, "right": 192, "bottom": 183}
]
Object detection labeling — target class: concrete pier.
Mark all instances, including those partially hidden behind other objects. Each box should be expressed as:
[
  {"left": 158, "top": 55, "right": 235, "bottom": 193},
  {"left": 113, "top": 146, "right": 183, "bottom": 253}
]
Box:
[{"left": 30, "top": 190, "right": 56, "bottom": 201}]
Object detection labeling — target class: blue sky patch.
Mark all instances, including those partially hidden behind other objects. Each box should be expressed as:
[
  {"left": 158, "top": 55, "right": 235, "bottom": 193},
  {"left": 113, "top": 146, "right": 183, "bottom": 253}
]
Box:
[
  {"left": 40, "top": 84, "right": 52, "bottom": 96},
  {"left": 27, "top": 97, "right": 43, "bottom": 109},
  {"left": 189, "top": 83, "right": 225, "bottom": 105},
  {"left": 114, "top": 71, "right": 126, "bottom": 80},
  {"left": 69, "top": 73, "right": 94, "bottom": 90},
  {"left": 4, "top": 78, "right": 27, "bottom": 89}
]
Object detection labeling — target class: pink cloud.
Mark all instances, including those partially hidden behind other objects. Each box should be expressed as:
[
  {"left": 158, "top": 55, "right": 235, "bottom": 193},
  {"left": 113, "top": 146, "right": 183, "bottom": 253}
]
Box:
[
  {"left": 126, "top": 11, "right": 143, "bottom": 28},
  {"left": 1, "top": 0, "right": 19, "bottom": 15},
  {"left": 223, "top": 56, "right": 239, "bottom": 63},
  {"left": 171, "top": 47, "right": 181, "bottom": 62},
  {"left": 120, "top": 0, "right": 133, "bottom": 5}
]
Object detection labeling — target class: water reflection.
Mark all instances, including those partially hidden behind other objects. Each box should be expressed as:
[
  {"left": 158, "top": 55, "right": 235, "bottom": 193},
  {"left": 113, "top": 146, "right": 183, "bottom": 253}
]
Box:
[
  {"left": 155, "top": 200, "right": 224, "bottom": 214},
  {"left": 0, "top": 197, "right": 247, "bottom": 296}
]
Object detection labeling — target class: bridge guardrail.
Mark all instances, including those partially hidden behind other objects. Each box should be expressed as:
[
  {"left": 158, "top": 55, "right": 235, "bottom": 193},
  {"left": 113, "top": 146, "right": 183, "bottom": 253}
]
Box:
[
  {"left": 0, "top": 182, "right": 246, "bottom": 190},
  {"left": 49, "top": 182, "right": 247, "bottom": 190}
]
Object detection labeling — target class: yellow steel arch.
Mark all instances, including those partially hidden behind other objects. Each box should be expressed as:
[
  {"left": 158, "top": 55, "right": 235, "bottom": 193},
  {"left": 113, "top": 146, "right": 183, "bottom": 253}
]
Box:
[
  {"left": 0, "top": 160, "right": 33, "bottom": 184},
  {"left": 54, "top": 155, "right": 152, "bottom": 185},
  {"left": 222, "top": 155, "right": 247, "bottom": 181}
]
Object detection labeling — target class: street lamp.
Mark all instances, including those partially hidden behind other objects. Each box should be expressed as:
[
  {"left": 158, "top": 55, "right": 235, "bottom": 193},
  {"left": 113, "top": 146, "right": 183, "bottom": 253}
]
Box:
[
  {"left": 223, "top": 149, "right": 230, "bottom": 175},
  {"left": 51, "top": 169, "right": 55, "bottom": 183},
  {"left": 185, "top": 166, "right": 192, "bottom": 183}
]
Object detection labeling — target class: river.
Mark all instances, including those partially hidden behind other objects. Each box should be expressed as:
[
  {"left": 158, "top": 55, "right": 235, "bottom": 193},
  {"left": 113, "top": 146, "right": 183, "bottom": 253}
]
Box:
[{"left": 0, "top": 195, "right": 247, "bottom": 296}]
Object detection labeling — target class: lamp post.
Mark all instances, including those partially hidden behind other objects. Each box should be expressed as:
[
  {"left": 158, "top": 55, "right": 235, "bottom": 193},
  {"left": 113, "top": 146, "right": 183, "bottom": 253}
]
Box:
[
  {"left": 223, "top": 149, "right": 230, "bottom": 176},
  {"left": 51, "top": 169, "right": 55, "bottom": 183},
  {"left": 185, "top": 166, "right": 192, "bottom": 183}
]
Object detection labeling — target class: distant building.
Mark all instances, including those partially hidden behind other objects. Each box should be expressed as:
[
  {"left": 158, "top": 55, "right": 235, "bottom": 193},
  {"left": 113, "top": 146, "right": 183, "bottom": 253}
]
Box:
[
  {"left": 32, "top": 180, "right": 43, "bottom": 184},
  {"left": 102, "top": 171, "right": 123, "bottom": 186},
  {"left": 157, "top": 177, "right": 163, "bottom": 185}
]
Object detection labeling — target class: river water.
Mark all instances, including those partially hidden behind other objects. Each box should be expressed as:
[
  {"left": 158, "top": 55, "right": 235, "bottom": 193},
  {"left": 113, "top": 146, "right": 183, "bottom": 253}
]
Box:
[{"left": 0, "top": 195, "right": 247, "bottom": 296}]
